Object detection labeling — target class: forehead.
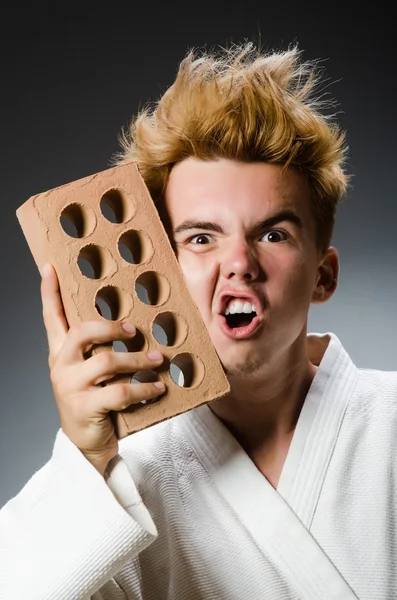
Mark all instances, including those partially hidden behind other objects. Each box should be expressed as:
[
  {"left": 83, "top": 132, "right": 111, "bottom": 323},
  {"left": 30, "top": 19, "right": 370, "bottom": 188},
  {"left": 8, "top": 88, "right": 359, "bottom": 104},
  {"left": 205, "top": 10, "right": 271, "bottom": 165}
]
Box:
[{"left": 164, "top": 157, "right": 313, "bottom": 223}]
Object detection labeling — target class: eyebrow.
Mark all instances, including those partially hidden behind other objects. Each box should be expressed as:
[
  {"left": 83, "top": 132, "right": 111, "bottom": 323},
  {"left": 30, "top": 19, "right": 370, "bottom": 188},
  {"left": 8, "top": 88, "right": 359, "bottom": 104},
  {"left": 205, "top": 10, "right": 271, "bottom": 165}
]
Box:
[{"left": 173, "top": 209, "right": 304, "bottom": 236}]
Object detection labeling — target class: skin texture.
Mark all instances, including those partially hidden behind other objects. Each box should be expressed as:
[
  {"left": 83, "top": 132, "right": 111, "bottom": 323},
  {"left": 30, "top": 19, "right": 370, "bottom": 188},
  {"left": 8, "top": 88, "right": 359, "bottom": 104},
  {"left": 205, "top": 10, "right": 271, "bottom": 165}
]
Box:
[{"left": 165, "top": 158, "right": 339, "bottom": 487}]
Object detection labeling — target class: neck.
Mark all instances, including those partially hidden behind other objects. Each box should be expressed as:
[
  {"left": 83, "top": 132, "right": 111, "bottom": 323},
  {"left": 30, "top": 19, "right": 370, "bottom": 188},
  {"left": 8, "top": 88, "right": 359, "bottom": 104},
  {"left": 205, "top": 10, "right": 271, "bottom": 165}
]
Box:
[{"left": 209, "top": 332, "right": 318, "bottom": 452}]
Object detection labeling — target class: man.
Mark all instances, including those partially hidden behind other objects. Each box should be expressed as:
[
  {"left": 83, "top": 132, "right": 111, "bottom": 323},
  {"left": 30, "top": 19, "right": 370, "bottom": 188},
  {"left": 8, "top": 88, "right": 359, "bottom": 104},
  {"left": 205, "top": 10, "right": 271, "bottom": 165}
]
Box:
[{"left": 1, "top": 43, "right": 396, "bottom": 599}]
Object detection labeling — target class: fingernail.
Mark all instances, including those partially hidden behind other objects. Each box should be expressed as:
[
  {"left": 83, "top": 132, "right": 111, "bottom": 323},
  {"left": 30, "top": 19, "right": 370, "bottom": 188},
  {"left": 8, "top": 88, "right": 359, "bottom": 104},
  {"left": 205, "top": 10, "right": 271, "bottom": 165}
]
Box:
[
  {"left": 121, "top": 322, "right": 135, "bottom": 334},
  {"left": 41, "top": 264, "right": 52, "bottom": 278},
  {"left": 154, "top": 381, "right": 165, "bottom": 390},
  {"left": 147, "top": 351, "right": 163, "bottom": 361}
]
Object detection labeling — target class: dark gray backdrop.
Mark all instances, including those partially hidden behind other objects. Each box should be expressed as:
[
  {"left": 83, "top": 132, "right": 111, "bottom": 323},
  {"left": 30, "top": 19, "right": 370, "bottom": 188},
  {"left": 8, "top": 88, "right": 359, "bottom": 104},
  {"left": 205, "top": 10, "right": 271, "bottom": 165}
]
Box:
[{"left": 1, "top": 2, "right": 395, "bottom": 506}]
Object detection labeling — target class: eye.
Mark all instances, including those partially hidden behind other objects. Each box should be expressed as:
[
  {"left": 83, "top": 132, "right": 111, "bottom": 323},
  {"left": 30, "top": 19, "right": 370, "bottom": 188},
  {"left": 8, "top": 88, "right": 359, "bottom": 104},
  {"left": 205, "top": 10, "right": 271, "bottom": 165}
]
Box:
[
  {"left": 261, "top": 230, "right": 288, "bottom": 243},
  {"left": 188, "top": 234, "right": 213, "bottom": 245}
]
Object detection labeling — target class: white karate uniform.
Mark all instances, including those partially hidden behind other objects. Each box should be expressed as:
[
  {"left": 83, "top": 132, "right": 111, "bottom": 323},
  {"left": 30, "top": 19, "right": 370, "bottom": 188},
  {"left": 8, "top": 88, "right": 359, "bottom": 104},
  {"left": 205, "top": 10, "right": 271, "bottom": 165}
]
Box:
[{"left": 1, "top": 332, "right": 396, "bottom": 600}]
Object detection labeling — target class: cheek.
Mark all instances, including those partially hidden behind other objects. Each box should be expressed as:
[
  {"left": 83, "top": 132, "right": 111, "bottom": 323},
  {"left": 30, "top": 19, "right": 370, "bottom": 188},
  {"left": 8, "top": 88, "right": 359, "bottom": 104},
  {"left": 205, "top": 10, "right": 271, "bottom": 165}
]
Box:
[
  {"left": 269, "top": 253, "right": 315, "bottom": 306},
  {"left": 176, "top": 252, "right": 218, "bottom": 317}
]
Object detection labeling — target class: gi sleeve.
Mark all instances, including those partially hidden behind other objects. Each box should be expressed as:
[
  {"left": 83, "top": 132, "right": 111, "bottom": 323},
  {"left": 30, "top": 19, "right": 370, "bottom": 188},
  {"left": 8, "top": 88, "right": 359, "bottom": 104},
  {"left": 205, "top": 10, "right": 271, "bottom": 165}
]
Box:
[{"left": 0, "top": 429, "right": 157, "bottom": 600}]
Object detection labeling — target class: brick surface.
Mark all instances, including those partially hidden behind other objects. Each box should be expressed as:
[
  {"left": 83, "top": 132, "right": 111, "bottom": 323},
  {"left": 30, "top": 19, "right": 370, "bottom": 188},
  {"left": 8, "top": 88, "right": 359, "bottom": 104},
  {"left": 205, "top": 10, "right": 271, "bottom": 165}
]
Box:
[{"left": 17, "top": 163, "right": 230, "bottom": 438}]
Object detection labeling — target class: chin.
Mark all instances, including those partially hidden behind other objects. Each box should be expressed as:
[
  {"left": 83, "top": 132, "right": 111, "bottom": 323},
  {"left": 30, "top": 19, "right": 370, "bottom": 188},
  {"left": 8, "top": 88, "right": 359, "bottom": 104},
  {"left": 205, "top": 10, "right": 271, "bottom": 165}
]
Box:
[
  {"left": 223, "top": 361, "right": 265, "bottom": 378},
  {"left": 220, "top": 350, "right": 267, "bottom": 378}
]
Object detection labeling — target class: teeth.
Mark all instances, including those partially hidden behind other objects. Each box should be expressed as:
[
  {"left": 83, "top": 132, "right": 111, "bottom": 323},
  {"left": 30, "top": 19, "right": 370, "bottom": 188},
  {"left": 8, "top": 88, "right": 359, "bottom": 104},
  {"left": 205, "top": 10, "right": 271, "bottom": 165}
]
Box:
[
  {"left": 243, "top": 302, "right": 254, "bottom": 314},
  {"left": 224, "top": 300, "right": 256, "bottom": 316},
  {"left": 230, "top": 300, "right": 243, "bottom": 314}
]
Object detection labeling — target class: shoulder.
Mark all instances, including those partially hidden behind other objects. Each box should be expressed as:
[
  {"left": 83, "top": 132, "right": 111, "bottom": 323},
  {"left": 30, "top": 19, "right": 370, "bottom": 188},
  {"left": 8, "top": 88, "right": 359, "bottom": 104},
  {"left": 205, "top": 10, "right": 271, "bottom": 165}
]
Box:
[
  {"left": 356, "top": 366, "right": 397, "bottom": 388},
  {"left": 351, "top": 366, "right": 397, "bottom": 414}
]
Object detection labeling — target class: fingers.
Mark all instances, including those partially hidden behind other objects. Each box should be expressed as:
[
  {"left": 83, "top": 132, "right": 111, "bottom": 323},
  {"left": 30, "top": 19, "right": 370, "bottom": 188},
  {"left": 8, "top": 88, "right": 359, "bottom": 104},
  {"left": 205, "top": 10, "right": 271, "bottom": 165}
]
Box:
[
  {"left": 93, "top": 379, "right": 166, "bottom": 413},
  {"left": 41, "top": 263, "right": 167, "bottom": 424},
  {"left": 69, "top": 349, "right": 164, "bottom": 388},
  {"left": 59, "top": 320, "right": 138, "bottom": 365},
  {"left": 41, "top": 264, "right": 139, "bottom": 367},
  {"left": 41, "top": 264, "right": 68, "bottom": 365}
]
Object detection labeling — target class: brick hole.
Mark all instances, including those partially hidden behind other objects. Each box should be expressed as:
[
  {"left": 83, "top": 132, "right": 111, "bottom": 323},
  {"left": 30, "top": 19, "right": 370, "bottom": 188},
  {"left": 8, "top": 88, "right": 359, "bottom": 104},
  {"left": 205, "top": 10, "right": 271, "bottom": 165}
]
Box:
[
  {"left": 60, "top": 203, "right": 96, "bottom": 238},
  {"left": 152, "top": 323, "right": 167, "bottom": 345},
  {"left": 79, "top": 257, "right": 95, "bottom": 279},
  {"left": 130, "top": 370, "right": 162, "bottom": 405},
  {"left": 113, "top": 340, "right": 128, "bottom": 352},
  {"left": 135, "top": 271, "right": 170, "bottom": 306},
  {"left": 77, "top": 244, "right": 113, "bottom": 279},
  {"left": 95, "top": 298, "right": 112, "bottom": 320},
  {"left": 152, "top": 312, "right": 187, "bottom": 347},
  {"left": 100, "top": 189, "right": 135, "bottom": 224},
  {"left": 118, "top": 229, "right": 153, "bottom": 265},
  {"left": 170, "top": 353, "right": 205, "bottom": 388},
  {"left": 95, "top": 286, "right": 132, "bottom": 321},
  {"left": 112, "top": 328, "right": 147, "bottom": 353}
]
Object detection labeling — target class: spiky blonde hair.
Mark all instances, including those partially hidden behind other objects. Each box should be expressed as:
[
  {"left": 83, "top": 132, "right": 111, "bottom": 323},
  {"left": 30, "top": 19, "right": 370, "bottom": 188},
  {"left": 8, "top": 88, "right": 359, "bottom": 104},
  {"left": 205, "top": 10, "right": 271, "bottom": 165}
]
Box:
[{"left": 114, "top": 43, "right": 349, "bottom": 253}]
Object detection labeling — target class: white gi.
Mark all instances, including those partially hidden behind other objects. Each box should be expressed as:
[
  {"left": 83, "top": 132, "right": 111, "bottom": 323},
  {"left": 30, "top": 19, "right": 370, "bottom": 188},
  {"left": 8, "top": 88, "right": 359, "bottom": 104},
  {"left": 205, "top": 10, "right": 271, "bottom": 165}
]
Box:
[{"left": 0, "top": 332, "right": 396, "bottom": 600}]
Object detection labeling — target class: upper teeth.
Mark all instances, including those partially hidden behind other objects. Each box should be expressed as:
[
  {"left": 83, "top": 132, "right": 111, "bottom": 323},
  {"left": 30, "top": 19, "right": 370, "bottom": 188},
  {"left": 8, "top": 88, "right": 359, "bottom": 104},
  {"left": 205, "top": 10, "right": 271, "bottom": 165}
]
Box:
[{"left": 224, "top": 300, "right": 256, "bottom": 316}]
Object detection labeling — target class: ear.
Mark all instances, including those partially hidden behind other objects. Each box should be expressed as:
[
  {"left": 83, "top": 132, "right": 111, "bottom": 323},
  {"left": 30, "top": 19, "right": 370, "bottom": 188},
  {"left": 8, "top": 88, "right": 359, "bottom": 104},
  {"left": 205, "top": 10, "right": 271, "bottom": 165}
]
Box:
[{"left": 311, "top": 246, "right": 339, "bottom": 304}]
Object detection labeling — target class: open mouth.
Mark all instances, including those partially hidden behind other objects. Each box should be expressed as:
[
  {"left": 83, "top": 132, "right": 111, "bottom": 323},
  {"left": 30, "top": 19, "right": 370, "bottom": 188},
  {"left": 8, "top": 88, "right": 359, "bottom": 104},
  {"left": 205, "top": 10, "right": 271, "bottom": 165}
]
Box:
[
  {"left": 219, "top": 297, "right": 261, "bottom": 339},
  {"left": 224, "top": 312, "right": 256, "bottom": 329}
]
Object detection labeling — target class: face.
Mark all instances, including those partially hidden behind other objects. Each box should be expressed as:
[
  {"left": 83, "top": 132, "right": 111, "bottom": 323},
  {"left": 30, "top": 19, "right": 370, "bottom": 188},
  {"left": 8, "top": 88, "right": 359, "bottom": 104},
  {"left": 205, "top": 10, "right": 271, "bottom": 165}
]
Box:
[{"left": 164, "top": 158, "right": 337, "bottom": 377}]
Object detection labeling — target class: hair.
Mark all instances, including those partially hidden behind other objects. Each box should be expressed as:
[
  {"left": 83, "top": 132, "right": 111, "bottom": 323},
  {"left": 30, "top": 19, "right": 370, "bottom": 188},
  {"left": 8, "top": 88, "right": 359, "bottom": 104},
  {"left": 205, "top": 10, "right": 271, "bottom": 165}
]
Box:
[{"left": 113, "top": 42, "right": 349, "bottom": 254}]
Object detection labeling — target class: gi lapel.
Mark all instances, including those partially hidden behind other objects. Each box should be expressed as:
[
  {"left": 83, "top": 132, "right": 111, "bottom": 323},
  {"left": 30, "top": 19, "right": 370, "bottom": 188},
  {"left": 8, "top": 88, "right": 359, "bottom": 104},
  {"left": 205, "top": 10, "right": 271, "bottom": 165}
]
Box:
[
  {"left": 277, "top": 333, "right": 358, "bottom": 528},
  {"left": 179, "top": 333, "right": 359, "bottom": 600}
]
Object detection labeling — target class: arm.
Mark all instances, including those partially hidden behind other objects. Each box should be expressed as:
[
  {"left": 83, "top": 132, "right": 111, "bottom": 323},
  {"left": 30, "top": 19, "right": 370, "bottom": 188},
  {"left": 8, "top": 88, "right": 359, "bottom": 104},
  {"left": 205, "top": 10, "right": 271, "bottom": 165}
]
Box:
[{"left": 0, "top": 264, "right": 164, "bottom": 599}]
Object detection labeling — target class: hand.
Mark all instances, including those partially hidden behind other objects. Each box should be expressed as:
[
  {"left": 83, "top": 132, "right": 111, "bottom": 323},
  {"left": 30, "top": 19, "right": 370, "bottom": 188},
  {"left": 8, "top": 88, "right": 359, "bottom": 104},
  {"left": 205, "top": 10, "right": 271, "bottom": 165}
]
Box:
[{"left": 40, "top": 264, "right": 165, "bottom": 477}]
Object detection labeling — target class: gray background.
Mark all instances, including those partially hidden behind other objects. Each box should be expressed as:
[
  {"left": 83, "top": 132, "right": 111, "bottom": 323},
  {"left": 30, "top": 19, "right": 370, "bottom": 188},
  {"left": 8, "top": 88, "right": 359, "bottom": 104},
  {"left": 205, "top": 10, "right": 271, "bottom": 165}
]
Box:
[{"left": 1, "top": 2, "right": 395, "bottom": 507}]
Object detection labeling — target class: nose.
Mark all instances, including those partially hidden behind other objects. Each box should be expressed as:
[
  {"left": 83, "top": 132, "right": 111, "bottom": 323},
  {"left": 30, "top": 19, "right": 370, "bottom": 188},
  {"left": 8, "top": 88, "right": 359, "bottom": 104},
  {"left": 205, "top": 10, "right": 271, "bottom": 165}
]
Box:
[{"left": 220, "top": 237, "right": 259, "bottom": 281}]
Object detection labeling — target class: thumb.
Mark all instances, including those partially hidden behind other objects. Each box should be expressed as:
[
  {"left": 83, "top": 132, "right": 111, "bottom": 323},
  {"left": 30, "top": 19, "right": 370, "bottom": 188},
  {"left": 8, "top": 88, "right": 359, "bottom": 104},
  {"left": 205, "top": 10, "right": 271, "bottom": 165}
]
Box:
[{"left": 40, "top": 263, "right": 68, "bottom": 366}]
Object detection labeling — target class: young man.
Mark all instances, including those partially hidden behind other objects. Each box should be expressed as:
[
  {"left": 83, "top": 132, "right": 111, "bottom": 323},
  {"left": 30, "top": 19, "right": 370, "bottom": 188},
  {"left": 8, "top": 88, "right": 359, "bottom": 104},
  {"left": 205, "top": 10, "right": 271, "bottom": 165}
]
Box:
[{"left": 1, "top": 44, "right": 395, "bottom": 599}]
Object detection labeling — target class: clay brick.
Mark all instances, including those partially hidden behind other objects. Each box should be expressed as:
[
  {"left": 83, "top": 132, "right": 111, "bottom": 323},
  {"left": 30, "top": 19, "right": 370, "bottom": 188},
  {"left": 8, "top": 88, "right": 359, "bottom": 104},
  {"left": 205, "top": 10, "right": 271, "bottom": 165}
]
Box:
[{"left": 17, "top": 163, "right": 230, "bottom": 438}]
